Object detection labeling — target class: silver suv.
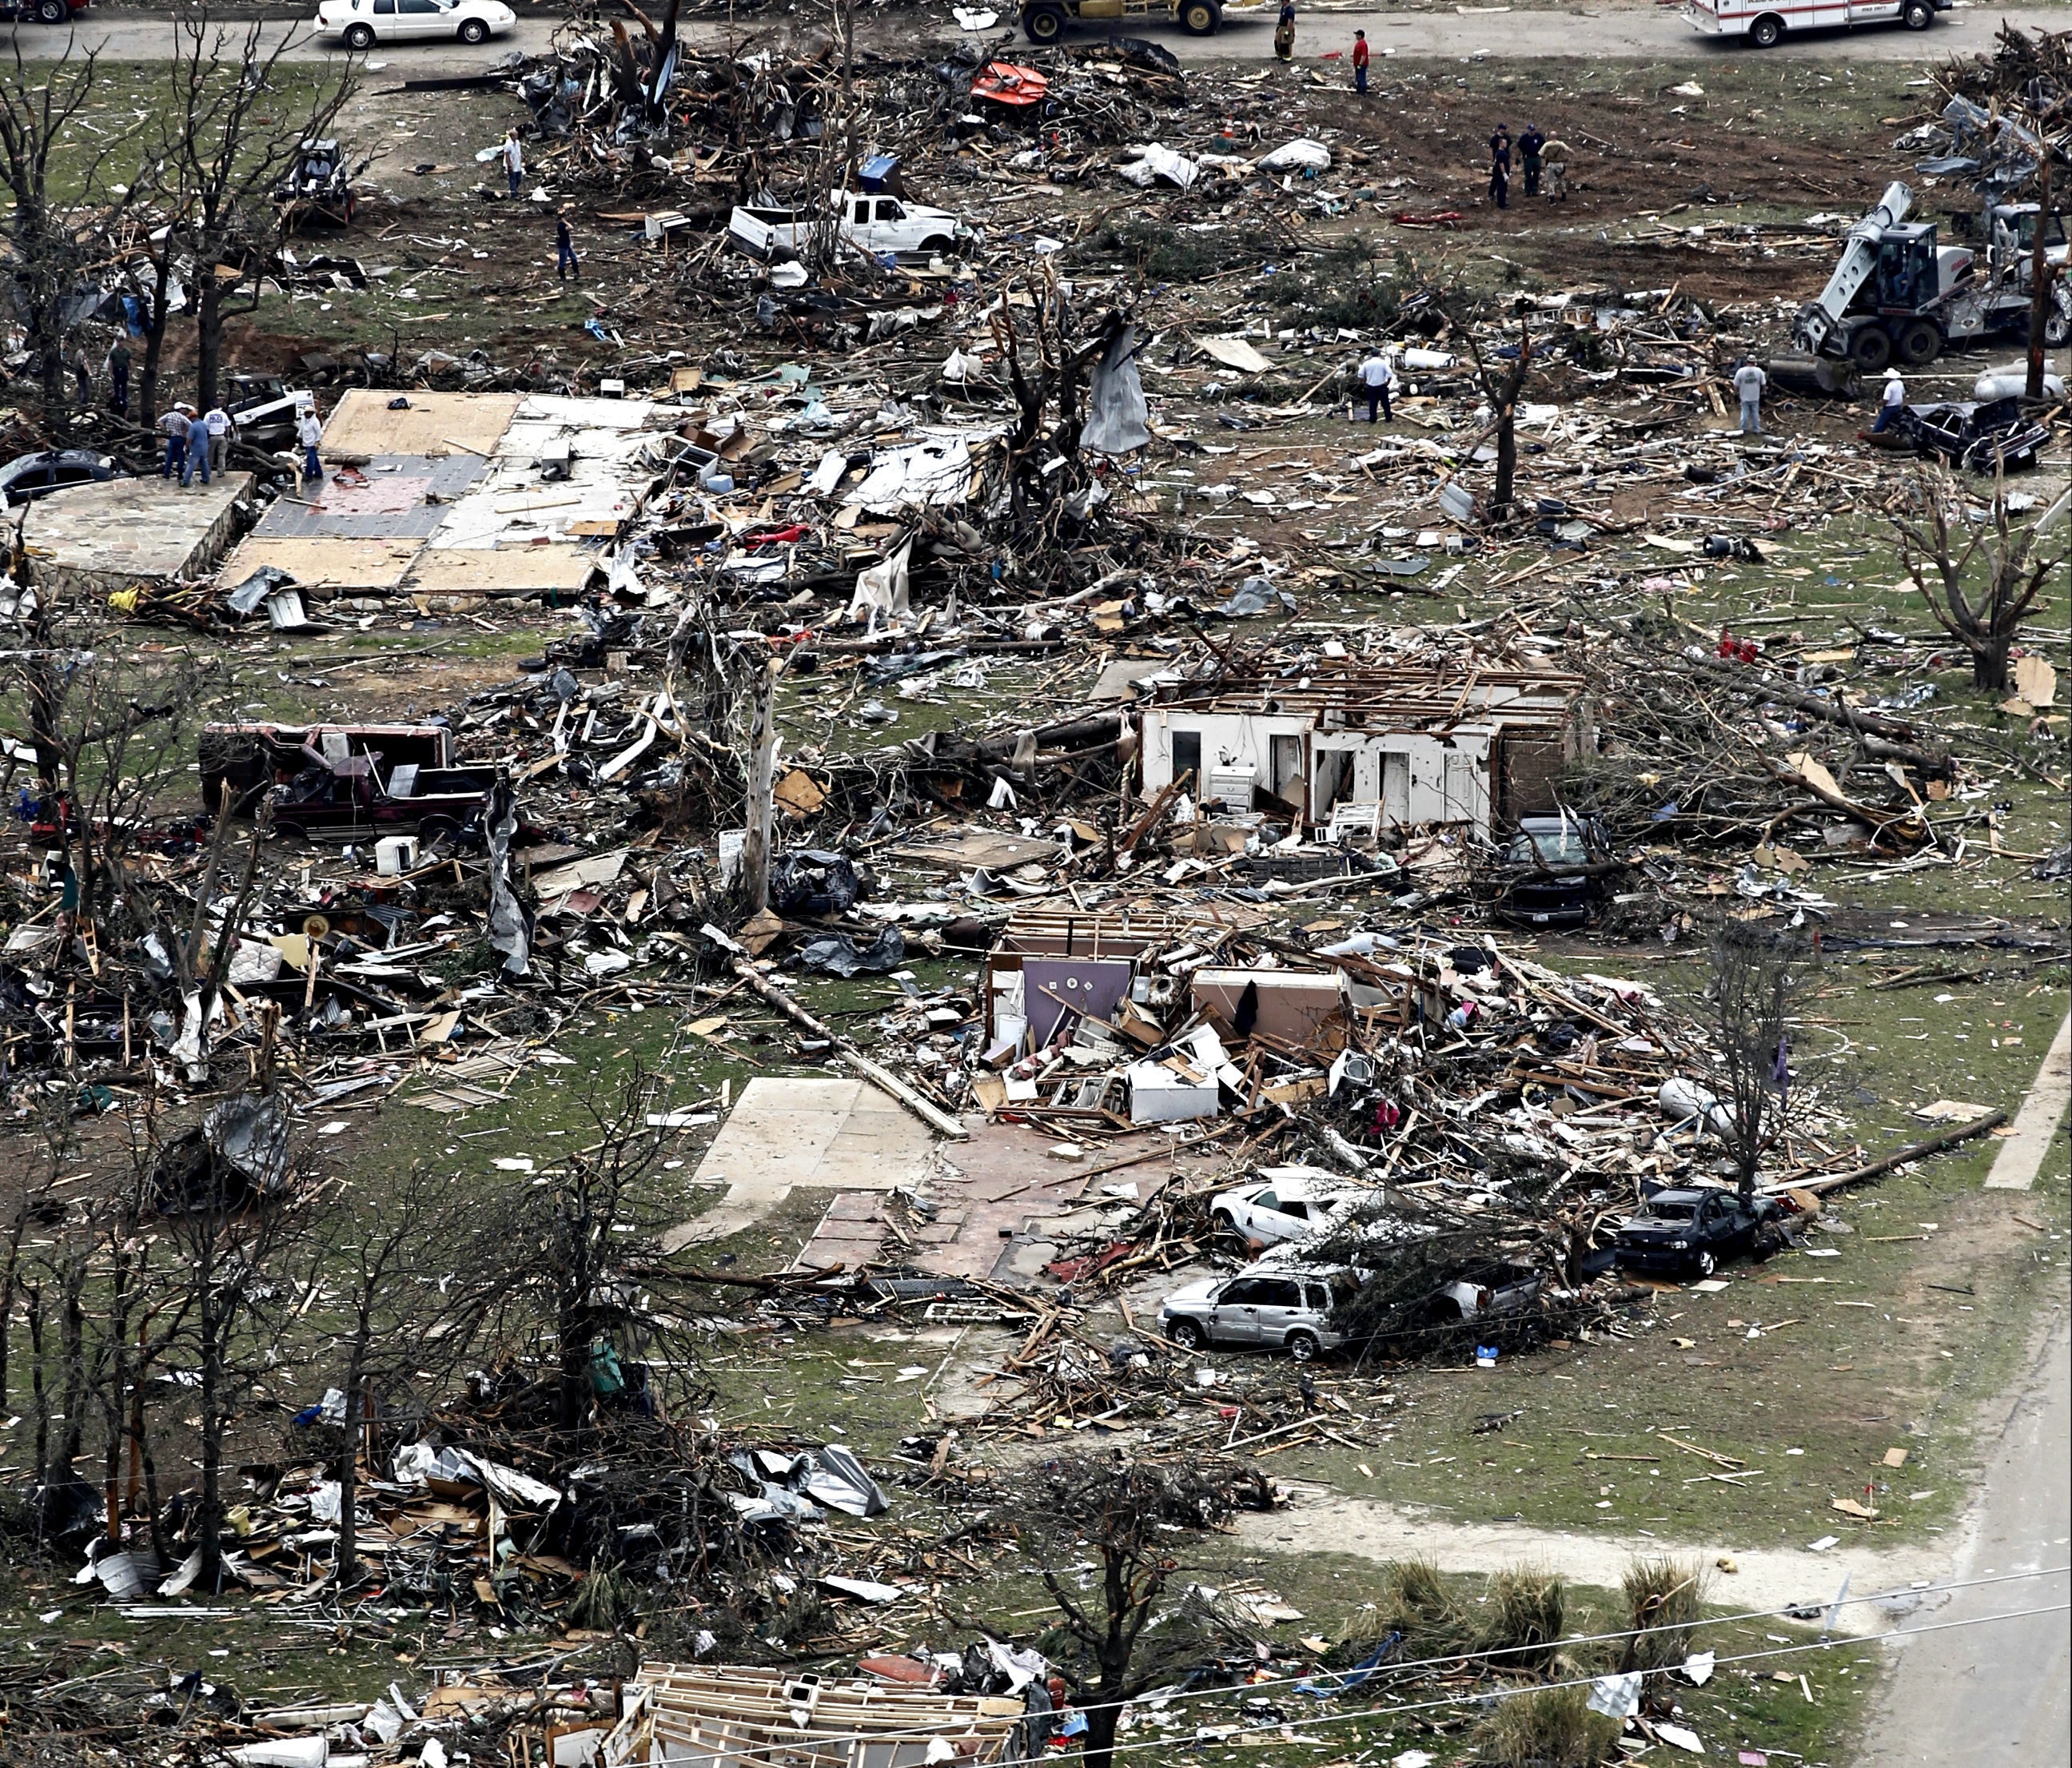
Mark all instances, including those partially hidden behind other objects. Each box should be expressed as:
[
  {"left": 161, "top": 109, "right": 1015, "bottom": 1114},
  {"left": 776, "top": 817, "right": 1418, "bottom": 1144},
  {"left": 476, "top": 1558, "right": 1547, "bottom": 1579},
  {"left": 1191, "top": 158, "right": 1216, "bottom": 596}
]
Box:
[{"left": 1158, "top": 1269, "right": 1346, "bottom": 1362}]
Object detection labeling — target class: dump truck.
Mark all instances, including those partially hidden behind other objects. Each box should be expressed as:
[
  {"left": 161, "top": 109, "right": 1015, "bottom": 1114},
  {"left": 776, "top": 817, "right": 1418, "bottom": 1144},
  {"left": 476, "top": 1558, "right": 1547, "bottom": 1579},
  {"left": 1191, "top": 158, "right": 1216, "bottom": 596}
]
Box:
[
  {"left": 1792, "top": 180, "right": 2072, "bottom": 371},
  {"left": 1020, "top": 0, "right": 1224, "bottom": 46}
]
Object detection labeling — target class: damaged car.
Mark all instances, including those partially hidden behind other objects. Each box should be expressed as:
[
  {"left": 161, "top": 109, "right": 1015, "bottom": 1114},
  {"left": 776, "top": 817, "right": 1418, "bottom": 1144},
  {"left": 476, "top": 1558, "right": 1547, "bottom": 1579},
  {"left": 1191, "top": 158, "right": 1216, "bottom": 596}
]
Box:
[
  {"left": 1158, "top": 1267, "right": 1349, "bottom": 1362},
  {"left": 1612, "top": 1185, "right": 1783, "bottom": 1278}
]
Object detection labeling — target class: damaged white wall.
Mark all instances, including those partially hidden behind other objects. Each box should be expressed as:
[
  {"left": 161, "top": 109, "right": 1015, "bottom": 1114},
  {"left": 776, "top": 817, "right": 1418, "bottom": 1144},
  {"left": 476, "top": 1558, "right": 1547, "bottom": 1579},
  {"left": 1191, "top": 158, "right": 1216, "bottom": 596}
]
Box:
[{"left": 1141, "top": 709, "right": 1496, "bottom": 834}]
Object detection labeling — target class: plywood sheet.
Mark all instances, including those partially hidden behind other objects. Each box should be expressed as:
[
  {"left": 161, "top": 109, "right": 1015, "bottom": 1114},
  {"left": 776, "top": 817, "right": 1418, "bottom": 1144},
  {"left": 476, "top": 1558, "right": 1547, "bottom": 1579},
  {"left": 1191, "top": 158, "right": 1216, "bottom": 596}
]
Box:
[
  {"left": 410, "top": 542, "right": 596, "bottom": 594},
  {"left": 318, "top": 388, "right": 521, "bottom": 457},
  {"left": 217, "top": 535, "right": 423, "bottom": 591}
]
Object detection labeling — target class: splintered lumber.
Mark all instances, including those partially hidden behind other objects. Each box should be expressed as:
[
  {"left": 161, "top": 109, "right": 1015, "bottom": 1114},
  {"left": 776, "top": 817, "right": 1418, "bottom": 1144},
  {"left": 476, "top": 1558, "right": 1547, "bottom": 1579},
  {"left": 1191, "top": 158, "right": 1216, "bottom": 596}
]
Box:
[{"left": 727, "top": 958, "right": 968, "bottom": 1139}]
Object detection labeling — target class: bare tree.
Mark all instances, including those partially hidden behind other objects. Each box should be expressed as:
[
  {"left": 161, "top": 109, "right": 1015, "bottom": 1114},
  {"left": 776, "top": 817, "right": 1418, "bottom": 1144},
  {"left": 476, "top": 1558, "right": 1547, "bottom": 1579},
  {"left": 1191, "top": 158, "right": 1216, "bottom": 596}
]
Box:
[
  {"left": 483, "top": 1061, "right": 711, "bottom": 1431},
  {"left": 6, "top": 567, "right": 229, "bottom": 937},
  {"left": 1892, "top": 468, "right": 2059, "bottom": 693},
  {"left": 153, "top": 1117, "right": 313, "bottom": 1593},
  {"left": 1460, "top": 306, "right": 1536, "bottom": 519},
  {"left": 166, "top": 9, "right": 354, "bottom": 410},
  {"left": 0, "top": 42, "right": 126, "bottom": 429},
  {"left": 303, "top": 1162, "right": 500, "bottom": 1585},
  {"left": 1029, "top": 1457, "right": 1254, "bottom": 1768},
  {"left": 1680, "top": 922, "right": 1811, "bottom": 1200}
]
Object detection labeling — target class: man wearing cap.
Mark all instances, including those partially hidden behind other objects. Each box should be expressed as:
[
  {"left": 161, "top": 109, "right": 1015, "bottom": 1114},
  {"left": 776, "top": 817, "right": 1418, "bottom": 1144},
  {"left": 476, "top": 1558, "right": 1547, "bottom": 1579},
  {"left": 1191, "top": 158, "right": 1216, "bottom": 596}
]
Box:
[
  {"left": 1732, "top": 357, "right": 1767, "bottom": 437},
  {"left": 1517, "top": 124, "right": 1545, "bottom": 199},
  {"left": 1872, "top": 368, "right": 1907, "bottom": 433},
  {"left": 297, "top": 405, "right": 325, "bottom": 481},
  {"left": 158, "top": 403, "right": 192, "bottom": 481}
]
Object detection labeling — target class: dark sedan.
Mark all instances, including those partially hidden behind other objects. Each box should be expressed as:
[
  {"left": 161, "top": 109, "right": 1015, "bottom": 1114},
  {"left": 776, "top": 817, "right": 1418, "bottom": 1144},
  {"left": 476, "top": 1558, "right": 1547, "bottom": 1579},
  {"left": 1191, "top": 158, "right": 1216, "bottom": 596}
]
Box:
[
  {"left": 0, "top": 448, "right": 126, "bottom": 507},
  {"left": 1613, "top": 1187, "right": 1782, "bottom": 1279}
]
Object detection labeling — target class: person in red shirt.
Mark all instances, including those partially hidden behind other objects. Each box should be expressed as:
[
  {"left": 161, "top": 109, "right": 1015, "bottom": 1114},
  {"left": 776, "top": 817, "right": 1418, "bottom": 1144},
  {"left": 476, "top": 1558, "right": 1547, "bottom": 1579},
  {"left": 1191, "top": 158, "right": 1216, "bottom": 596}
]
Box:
[{"left": 1352, "top": 29, "right": 1369, "bottom": 95}]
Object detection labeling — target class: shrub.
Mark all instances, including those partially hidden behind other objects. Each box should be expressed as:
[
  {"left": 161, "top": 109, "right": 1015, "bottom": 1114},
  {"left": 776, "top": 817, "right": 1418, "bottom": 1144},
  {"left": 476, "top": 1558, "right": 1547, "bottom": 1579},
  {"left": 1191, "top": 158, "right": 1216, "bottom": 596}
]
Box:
[{"left": 1479, "top": 1684, "right": 1623, "bottom": 1767}]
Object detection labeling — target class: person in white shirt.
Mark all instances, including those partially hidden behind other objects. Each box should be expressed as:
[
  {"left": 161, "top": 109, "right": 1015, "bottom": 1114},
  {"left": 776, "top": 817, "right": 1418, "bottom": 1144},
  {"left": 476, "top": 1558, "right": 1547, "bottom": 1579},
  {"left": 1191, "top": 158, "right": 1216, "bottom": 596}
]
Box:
[
  {"left": 297, "top": 408, "right": 325, "bottom": 481},
  {"left": 1872, "top": 368, "right": 1906, "bottom": 434},
  {"left": 1731, "top": 359, "right": 1766, "bottom": 436},
  {"left": 1355, "top": 350, "right": 1395, "bottom": 424},
  {"left": 502, "top": 129, "right": 524, "bottom": 199},
  {"left": 203, "top": 405, "right": 232, "bottom": 476}
]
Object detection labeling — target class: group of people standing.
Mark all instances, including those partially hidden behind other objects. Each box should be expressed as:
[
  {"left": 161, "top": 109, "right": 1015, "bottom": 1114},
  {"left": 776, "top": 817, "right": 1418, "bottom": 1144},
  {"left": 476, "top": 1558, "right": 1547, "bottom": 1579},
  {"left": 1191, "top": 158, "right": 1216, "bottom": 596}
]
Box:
[
  {"left": 1484, "top": 122, "right": 1570, "bottom": 209},
  {"left": 1269, "top": 12, "right": 1572, "bottom": 207}
]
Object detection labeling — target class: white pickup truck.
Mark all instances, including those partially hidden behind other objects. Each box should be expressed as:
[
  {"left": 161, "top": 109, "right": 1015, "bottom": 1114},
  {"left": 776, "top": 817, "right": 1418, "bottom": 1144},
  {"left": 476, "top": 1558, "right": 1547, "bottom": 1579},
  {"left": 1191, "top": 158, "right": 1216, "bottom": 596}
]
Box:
[{"left": 728, "top": 192, "right": 971, "bottom": 264}]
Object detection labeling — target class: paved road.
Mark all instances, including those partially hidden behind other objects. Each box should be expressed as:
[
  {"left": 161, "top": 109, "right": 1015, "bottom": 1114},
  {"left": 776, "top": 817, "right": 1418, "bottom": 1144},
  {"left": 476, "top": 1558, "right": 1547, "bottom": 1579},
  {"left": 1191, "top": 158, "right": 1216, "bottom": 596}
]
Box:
[
  {"left": 11, "top": 2, "right": 2069, "bottom": 66},
  {"left": 1985, "top": 1012, "right": 2072, "bottom": 1193},
  {"left": 1857, "top": 1308, "right": 2071, "bottom": 1768}
]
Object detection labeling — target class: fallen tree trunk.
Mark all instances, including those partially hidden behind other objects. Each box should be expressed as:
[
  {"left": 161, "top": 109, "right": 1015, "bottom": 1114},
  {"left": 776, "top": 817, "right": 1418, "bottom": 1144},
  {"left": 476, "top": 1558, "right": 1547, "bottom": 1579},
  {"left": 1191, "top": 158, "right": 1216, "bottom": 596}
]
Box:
[
  {"left": 728, "top": 956, "right": 968, "bottom": 1139},
  {"left": 1767, "top": 1109, "right": 2007, "bottom": 1197}
]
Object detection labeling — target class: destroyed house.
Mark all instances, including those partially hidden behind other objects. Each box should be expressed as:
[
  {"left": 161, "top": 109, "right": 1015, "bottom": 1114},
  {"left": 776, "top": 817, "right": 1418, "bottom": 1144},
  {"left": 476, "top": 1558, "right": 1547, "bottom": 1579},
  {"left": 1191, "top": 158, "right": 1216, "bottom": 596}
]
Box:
[
  {"left": 1136, "top": 664, "right": 1591, "bottom": 837},
  {"left": 601, "top": 1664, "right": 1027, "bottom": 1766}
]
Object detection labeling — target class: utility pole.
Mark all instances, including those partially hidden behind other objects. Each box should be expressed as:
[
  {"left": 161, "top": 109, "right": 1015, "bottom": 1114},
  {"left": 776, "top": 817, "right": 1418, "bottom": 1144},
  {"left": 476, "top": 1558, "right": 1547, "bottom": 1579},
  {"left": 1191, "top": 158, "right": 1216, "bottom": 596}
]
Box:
[{"left": 741, "top": 655, "right": 779, "bottom": 918}]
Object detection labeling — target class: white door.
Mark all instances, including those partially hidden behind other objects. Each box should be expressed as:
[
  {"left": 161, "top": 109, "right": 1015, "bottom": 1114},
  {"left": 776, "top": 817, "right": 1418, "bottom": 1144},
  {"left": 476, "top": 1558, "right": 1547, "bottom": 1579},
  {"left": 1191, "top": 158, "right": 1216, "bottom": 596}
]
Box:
[{"left": 395, "top": 0, "right": 446, "bottom": 37}]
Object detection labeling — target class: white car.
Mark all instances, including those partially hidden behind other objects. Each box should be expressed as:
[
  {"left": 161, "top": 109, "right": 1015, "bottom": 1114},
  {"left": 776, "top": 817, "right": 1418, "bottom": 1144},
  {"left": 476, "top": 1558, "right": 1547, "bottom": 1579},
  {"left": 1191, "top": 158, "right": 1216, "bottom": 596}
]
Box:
[
  {"left": 1210, "top": 1169, "right": 1354, "bottom": 1250},
  {"left": 313, "top": 0, "right": 516, "bottom": 49}
]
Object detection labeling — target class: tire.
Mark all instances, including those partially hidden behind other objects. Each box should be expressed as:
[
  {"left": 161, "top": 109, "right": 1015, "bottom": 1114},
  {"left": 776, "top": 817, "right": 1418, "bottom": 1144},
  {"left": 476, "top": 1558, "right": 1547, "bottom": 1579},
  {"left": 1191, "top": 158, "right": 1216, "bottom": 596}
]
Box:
[
  {"left": 1179, "top": 0, "right": 1220, "bottom": 34},
  {"left": 1902, "top": 0, "right": 1933, "bottom": 27},
  {"left": 1169, "top": 1317, "right": 1205, "bottom": 1352},
  {"left": 419, "top": 815, "right": 461, "bottom": 854},
  {"left": 458, "top": 18, "right": 489, "bottom": 43},
  {"left": 918, "top": 234, "right": 953, "bottom": 257},
  {"left": 1023, "top": 4, "right": 1066, "bottom": 43},
  {"left": 344, "top": 22, "right": 376, "bottom": 49},
  {"left": 1748, "top": 14, "right": 1783, "bottom": 49},
  {"left": 1895, "top": 319, "right": 1941, "bottom": 366},
  {"left": 34, "top": 0, "right": 67, "bottom": 22},
  {"left": 1849, "top": 325, "right": 1893, "bottom": 372},
  {"left": 1286, "top": 1330, "right": 1320, "bottom": 1364},
  {"left": 1695, "top": 1251, "right": 1717, "bottom": 1278}
]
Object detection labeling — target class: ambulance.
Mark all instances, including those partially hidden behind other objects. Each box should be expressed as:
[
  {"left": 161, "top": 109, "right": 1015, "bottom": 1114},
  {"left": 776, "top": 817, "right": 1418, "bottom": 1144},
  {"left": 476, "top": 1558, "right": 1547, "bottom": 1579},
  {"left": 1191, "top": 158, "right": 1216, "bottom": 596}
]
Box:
[{"left": 1681, "top": 0, "right": 1944, "bottom": 50}]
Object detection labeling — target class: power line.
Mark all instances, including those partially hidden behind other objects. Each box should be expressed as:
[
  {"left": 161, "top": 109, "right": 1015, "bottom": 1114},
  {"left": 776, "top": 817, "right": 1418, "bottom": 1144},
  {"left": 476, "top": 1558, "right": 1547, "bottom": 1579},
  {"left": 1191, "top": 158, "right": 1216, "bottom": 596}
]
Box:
[{"left": 599, "top": 1588, "right": 2071, "bottom": 1766}]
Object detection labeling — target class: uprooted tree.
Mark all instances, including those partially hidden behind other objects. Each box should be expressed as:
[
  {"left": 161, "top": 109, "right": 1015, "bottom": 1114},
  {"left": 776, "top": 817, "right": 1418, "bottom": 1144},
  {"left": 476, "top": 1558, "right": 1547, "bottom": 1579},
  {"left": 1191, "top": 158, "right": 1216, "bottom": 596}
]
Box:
[
  {"left": 1891, "top": 468, "right": 2060, "bottom": 694},
  {"left": 1026, "top": 1455, "right": 1269, "bottom": 1768}
]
